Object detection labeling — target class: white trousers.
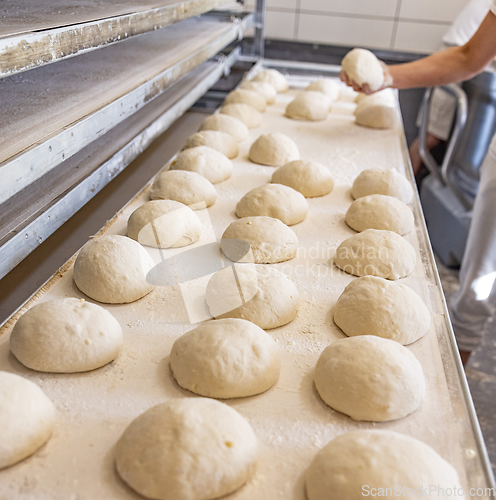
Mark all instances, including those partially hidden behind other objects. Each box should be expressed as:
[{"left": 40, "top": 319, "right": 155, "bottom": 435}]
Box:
[{"left": 449, "top": 137, "right": 496, "bottom": 351}]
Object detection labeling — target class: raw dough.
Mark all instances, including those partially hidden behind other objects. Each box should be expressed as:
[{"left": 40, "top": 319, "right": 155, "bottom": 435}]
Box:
[
  {"left": 341, "top": 48, "right": 384, "bottom": 91},
  {"left": 150, "top": 170, "right": 217, "bottom": 209},
  {"left": 306, "top": 430, "right": 464, "bottom": 500},
  {"left": 10, "top": 298, "right": 123, "bottom": 373},
  {"left": 305, "top": 79, "right": 340, "bottom": 100},
  {"left": 352, "top": 168, "right": 414, "bottom": 203},
  {"left": 184, "top": 131, "right": 239, "bottom": 159},
  {"left": 345, "top": 194, "right": 414, "bottom": 235},
  {"left": 355, "top": 99, "right": 396, "bottom": 129},
  {"left": 0, "top": 371, "right": 56, "bottom": 469},
  {"left": 356, "top": 88, "right": 395, "bottom": 105},
  {"left": 224, "top": 89, "right": 266, "bottom": 112},
  {"left": 221, "top": 216, "right": 298, "bottom": 264},
  {"left": 169, "top": 146, "right": 232, "bottom": 184},
  {"left": 314, "top": 336, "right": 425, "bottom": 421},
  {"left": 115, "top": 398, "right": 258, "bottom": 500},
  {"left": 127, "top": 200, "right": 202, "bottom": 249},
  {"left": 73, "top": 235, "right": 155, "bottom": 304},
  {"left": 334, "top": 276, "right": 431, "bottom": 345},
  {"left": 285, "top": 91, "right": 331, "bottom": 121},
  {"left": 220, "top": 103, "right": 263, "bottom": 129},
  {"left": 334, "top": 229, "right": 416, "bottom": 280},
  {"left": 248, "top": 133, "right": 300, "bottom": 166},
  {"left": 206, "top": 264, "right": 299, "bottom": 329},
  {"left": 199, "top": 114, "right": 249, "bottom": 142},
  {"left": 252, "top": 69, "right": 289, "bottom": 93},
  {"left": 241, "top": 81, "right": 277, "bottom": 104},
  {"left": 236, "top": 184, "right": 308, "bottom": 226},
  {"left": 271, "top": 160, "right": 334, "bottom": 198},
  {"left": 170, "top": 318, "right": 281, "bottom": 398}
]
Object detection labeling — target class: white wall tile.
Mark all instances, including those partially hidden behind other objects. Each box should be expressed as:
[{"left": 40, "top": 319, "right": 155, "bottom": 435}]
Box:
[
  {"left": 300, "top": 0, "right": 398, "bottom": 18},
  {"left": 267, "top": 0, "right": 298, "bottom": 10},
  {"left": 297, "top": 13, "right": 394, "bottom": 49},
  {"left": 394, "top": 21, "right": 451, "bottom": 53},
  {"left": 399, "top": 0, "right": 468, "bottom": 23},
  {"left": 265, "top": 10, "right": 296, "bottom": 40}
]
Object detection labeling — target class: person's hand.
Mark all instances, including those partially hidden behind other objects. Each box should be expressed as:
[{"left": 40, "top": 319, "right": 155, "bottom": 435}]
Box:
[{"left": 340, "top": 61, "right": 393, "bottom": 94}]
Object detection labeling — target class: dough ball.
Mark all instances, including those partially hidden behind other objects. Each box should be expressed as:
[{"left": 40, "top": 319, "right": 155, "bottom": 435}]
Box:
[
  {"left": 241, "top": 81, "right": 277, "bottom": 104},
  {"left": 345, "top": 194, "right": 414, "bottom": 235},
  {"left": 115, "top": 398, "right": 257, "bottom": 500},
  {"left": 236, "top": 184, "right": 308, "bottom": 226},
  {"left": 355, "top": 100, "right": 396, "bottom": 129},
  {"left": 221, "top": 216, "right": 298, "bottom": 264},
  {"left": 248, "top": 133, "right": 300, "bottom": 166},
  {"left": 305, "top": 79, "right": 340, "bottom": 100},
  {"left": 334, "top": 229, "right": 416, "bottom": 280},
  {"left": 0, "top": 371, "right": 56, "bottom": 469},
  {"left": 150, "top": 170, "right": 217, "bottom": 209},
  {"left": 285, "top": 91, "right": 331, "bottom": 121},
  {"left": 206, "top": 264, "right": 299, "bottom": 329},
  {"left": 252, "top": 69, "right": 289, "bottom": 93},
  {"left": 199, "top": 114, "right": 249, "bottom": 142},
  {"left": 10, "top": 298, "right": 123, "bottom": 373},
  {"left": 127, "top": 200, "right": 202, "bottom": 249},
  {"left": 356, "top": 88, "right": 395, "bottom": 106},
  {"left": 314, "top": 336, "right": 425, "bottom": 421},
  {"left": 184, "top": 131, "right": 238, "bottom": 159},
  {"left": 352, "top": 168, "right": 414, "bottom": 204},
  {"left": 272, "top": 160, "right": 334, "bottom": 198},
  {"left": 170, "top": 318, "right": 281, "bottom": 398},
  {"left": 74, "top": 235, "right": 154, "bottom": 304},
  {"left": 225, "top": 89, "right": 266, "bottom": 112},
  {"left": 169, "top": 146, "right": 232, "bottom": 184},
  {"left": 341, "top": 48, "right": 384, "bottom": 91},
  {"left": 306, "top": 430, "right": 464, "bottom": 500},
  {"left": 220, "top": 103, "right": 263, "bottom": 129},
  {"left": 334, "top": 276, "right": 431, "bottom": 345}
]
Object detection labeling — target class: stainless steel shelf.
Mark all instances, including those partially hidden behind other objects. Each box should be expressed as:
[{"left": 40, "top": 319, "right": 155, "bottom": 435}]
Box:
[
  {"left": 0, "top": 0, "right": 234, "bottom": 78},
  {"left": 0, "top": 14, "right": 253, "bottom": 207}
]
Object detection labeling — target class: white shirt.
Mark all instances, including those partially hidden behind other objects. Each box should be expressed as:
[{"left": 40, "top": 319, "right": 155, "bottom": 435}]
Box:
[{"left": 442, "top": 0, "right": 492, "bottom": 46}]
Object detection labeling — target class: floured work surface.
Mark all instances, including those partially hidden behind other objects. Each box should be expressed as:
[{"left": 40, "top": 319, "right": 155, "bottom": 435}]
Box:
[{"left": 0, "top": 81, "right": 492, "bottom": 499}]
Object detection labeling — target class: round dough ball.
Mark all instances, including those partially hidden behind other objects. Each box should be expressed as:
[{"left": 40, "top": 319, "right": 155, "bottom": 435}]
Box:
[
  {"left": 314, "top": 336, "right": 425, "bottom": 421},
  {"left": 10, "top": 298, "right": 123, "bottom": 373},
  {"left": 220, "top": 103, "right": 263, "bottom": 129},
  {"left": 150, "top": 170, "right": 217, "bottom": 209},
  {"left": 241, "top": 81, "right": 277, "bottom": 104},
  {"left": 352, "top": 168, "right": 414, "bottom": 204},
  {"left": 224, "top": 89, "right": 266, "bottom": 112},
  {"left": 305, "top": 79, "right": 340, "bottom": 100},
  {"left": 334, "top": 276, "right": 431, "bottom": 345},
  {"left": 248, "top": 133, "right": 300, "bottom": 166},
  {"left": 334, "top": 229, "right": 416, "bottom": 280},
  {"left": 115, "top": 398, "right": 257, "bottom": 500},
  {"left": 355, "top": 100, "right": 396, "bottom": 129},
  {"left": 184, "top": 131, "right": 239, "bottom": 159},
  {"left": 199, "top": 114, "right": 248, "bottom": 142},
  {"left": 345, "top": 194, "right": 414, "bottom": 235},
  {"left": 236, "top": 184, "right": 308, "bottom": 226},
  {"left": 170, "top": 146, "right": 232, "bottom": 184},
  {"left": 341, "top": 48, "right": 384, "bottom": 92},
  {"left": 306, "top": 430, "right": 464, "bottom": 500},
  {"left": 221, "top": 216, "right": 298, "bottom": 264},
  {"left": 127, "top": 200, "right": 202, "bottom": 249},
  {"left": 170, "top": 318, "right": 281, "bottom": 398},
  {"left": 0, "top": 371, "right": 56, "bottom": 469},
  {"left": 206, "top": 264, "right": 299, "bottom": 329},
  {"left": 272, "top": 160, "right": 334, "bottom": 198},
  {"left": 252, "top": 69, "right": 289, "bottom": 93},
  {"left": 73, "top": 235, "right": 154, "bottom": 304},
  {"left": 285, "top": 91, "right": 331, "bottom": 121}
]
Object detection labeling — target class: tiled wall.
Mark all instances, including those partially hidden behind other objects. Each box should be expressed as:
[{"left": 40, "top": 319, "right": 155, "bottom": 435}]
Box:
[{"left": 244, "top": 0, "right": 470, "bottom": 53}]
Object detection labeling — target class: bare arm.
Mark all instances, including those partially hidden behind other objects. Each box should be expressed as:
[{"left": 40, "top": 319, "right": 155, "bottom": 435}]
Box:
[{"left": 342, "top": 10, "right": 496, "bottom": 92}]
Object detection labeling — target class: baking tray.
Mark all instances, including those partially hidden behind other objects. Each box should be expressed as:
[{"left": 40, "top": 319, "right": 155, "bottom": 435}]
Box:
[{"left": 0, "top": 72, "right": 494, "bottom": 499}]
